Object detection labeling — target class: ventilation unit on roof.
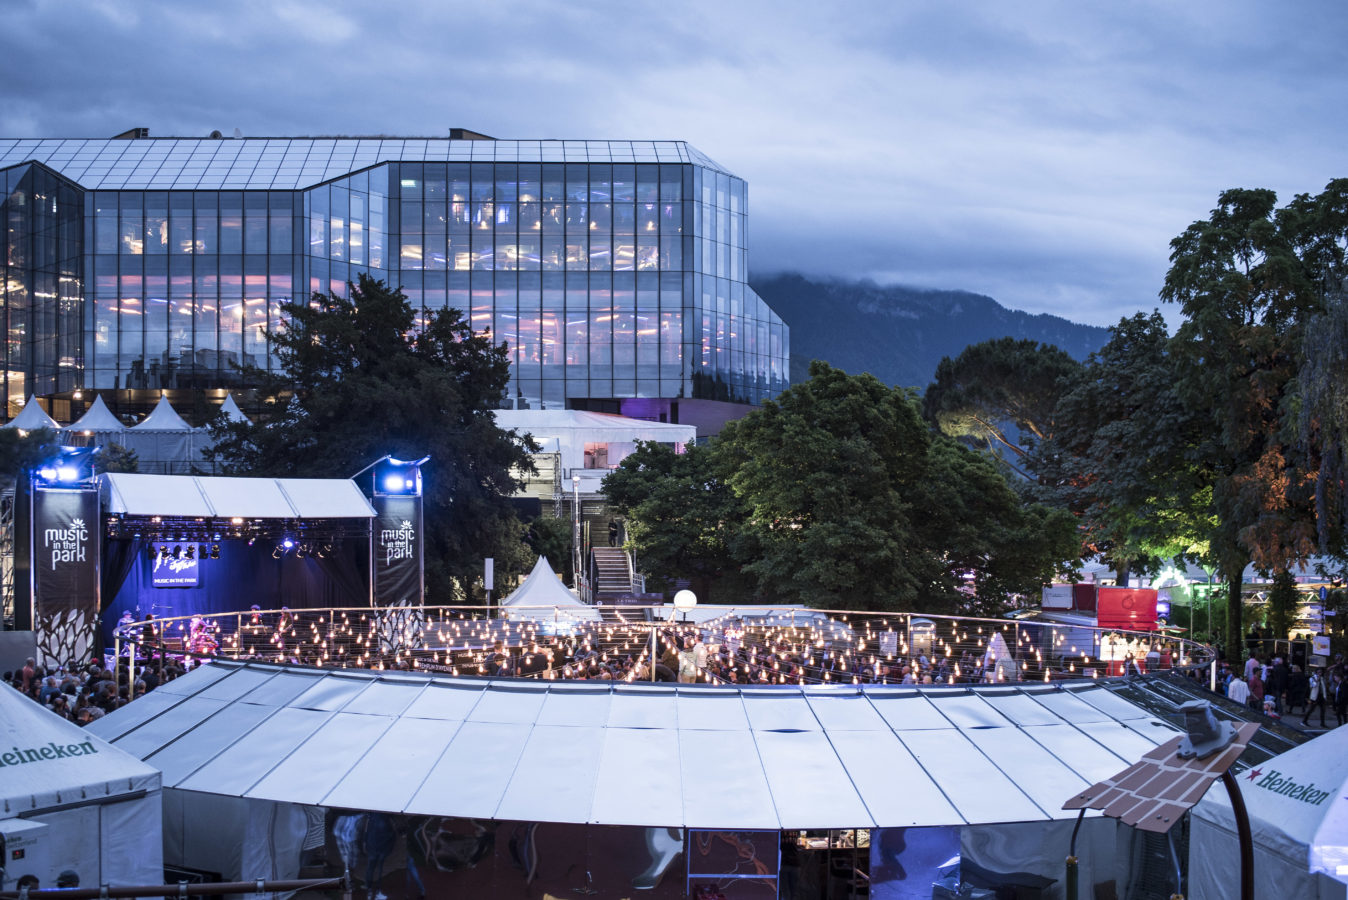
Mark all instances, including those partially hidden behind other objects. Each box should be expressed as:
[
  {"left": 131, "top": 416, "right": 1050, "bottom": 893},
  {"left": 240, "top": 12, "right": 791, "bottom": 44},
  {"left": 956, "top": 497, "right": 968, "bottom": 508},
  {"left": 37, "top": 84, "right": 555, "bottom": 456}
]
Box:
[
  {"left": 449, "top": 128, "right": 495, "bottom": 140},
  {"left": 112, "top": 127, "right": 150, "bottom": 139}
]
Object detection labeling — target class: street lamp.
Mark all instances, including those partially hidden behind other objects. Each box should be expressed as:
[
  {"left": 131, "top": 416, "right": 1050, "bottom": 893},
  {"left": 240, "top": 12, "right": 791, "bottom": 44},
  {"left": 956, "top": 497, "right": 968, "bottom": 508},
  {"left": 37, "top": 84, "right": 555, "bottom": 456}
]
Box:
[{"left": 571, "top": 474, "right": 582, "bottom": 595}]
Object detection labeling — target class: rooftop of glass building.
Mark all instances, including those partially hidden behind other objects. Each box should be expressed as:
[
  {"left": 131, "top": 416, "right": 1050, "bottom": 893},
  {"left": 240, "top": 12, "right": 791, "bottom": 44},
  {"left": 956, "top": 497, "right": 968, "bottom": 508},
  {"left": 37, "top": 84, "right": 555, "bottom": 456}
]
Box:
[{"left": 0, "top": 135, "right": 735, "bottom": 191}]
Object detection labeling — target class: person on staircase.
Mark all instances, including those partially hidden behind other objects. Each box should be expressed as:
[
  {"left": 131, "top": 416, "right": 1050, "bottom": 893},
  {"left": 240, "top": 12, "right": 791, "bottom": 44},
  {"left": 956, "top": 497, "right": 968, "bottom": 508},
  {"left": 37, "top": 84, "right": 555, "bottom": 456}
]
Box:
[{"left": 608, "top": 519, "right": 619, "bottom": 547}]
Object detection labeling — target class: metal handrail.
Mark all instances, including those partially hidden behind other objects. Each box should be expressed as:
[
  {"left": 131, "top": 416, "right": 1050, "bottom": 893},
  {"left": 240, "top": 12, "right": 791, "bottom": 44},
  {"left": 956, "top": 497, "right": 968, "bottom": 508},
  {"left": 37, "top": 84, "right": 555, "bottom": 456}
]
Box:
[{"left": 111, "top": 604, "right": 1214, "bottom": 691}]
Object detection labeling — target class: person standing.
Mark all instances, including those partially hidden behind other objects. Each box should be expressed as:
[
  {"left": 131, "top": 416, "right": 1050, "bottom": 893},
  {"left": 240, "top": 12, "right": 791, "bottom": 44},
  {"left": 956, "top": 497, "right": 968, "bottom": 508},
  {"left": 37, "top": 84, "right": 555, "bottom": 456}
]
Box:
[
  {"left": 1227, "top": 674, "right": 1251, "bottom": 707},
  {"left": 607, "top": 519, "right": 619, "bottom": 547},
  {"left": 1301, "top": 667, "right": 1327, "bottom": 729},
  {"left": 1334, "top": 672, "right": 1348, "bottom": 728},
  {"left": 1248, "top": 668, "right": 1265, "bottom": 712}
]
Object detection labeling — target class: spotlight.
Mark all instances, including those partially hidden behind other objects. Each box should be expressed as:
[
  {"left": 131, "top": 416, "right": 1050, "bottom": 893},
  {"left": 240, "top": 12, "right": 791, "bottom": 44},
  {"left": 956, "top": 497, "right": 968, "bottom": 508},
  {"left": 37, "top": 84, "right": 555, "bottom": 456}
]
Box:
[
  {"left": 247, "top": 537, "right": 256, "bottom": 547},
  {"left": 282, "top": 537, "right": 295, "bottom": 550},
  {"left": 160, "top": 546, "right": 170, "bottom": 559},
  {"left": 172, "top": 545, "right": 182, "bottom": 559},
  {"left": 210, "top": 544, "right": 219, "bottom": 559},
  {"left": 38, "top": 467, "right": 58, "bottom": 482},
  {"left": 383, "top": 474, "right": 405, "bottom": 493},
  {"left": 185, "top": 545, "right": 195, "bottom": 560}
]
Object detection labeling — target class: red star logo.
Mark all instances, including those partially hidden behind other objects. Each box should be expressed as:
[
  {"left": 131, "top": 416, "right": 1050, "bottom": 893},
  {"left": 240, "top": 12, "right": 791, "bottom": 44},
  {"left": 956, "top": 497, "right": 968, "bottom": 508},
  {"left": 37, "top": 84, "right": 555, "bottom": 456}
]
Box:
[{"left": 1247, "top": 768, "right": 1263, "bottom": 782}]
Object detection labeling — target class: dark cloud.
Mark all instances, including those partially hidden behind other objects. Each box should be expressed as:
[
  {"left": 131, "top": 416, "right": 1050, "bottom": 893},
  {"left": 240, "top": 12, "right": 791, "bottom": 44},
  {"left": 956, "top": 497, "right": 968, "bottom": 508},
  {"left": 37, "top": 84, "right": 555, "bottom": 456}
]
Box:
[{"left": 2, "top": 0, "right": 1343, "bottom": 326}]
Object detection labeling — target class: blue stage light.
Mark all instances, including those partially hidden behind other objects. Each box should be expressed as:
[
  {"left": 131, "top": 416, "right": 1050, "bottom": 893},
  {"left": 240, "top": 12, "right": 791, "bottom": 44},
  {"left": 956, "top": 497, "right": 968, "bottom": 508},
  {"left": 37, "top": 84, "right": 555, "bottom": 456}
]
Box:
[
  {"left": 384, "top": 474, "right": 404, "bottom": 492},
  {"left": 38, "top": 467, "right": 57, "bottom": 482},
  {"left": 56, "top": 465, "right": 80, "bottom": 482},
  {"left": 282, "top": 537, "right": 295, "bottom": 549}
]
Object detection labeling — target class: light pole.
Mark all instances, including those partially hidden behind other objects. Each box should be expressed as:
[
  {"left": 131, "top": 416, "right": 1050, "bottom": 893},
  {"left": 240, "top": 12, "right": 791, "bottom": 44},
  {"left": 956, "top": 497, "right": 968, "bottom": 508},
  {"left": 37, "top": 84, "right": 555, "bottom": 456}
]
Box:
[{"left": 571, "top": 474, "right": 582, "bottom": 595}]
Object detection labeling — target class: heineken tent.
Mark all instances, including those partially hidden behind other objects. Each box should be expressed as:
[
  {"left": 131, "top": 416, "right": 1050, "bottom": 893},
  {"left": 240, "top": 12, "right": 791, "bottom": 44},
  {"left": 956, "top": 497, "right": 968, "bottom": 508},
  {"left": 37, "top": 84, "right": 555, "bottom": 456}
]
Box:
[
  {"left": 0, "top": 686, "right": 163, "bottom": 888},
  {"left": 1189, "top": 728, "right": 1348, "bottom": 898}
]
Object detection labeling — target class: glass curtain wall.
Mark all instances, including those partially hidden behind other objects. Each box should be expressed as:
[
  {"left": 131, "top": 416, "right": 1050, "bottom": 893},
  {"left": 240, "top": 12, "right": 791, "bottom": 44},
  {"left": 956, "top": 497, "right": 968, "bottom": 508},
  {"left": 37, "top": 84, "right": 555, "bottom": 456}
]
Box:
[
  {"left": 1, "top": 163, "right": 82, "bottom": 413},
  {"left": 87, "top": 187, "right": 301, "bottom": 389},
  {"left": 392, "top": 160, "right": 786, "bottom": 410}
]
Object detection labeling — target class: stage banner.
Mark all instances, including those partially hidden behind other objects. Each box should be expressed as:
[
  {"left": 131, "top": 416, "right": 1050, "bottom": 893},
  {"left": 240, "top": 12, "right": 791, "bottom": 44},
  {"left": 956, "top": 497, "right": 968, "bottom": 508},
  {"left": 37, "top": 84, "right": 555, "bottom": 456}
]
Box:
[
  {"left": 32, "top": 486, "right": 101, "bottom": 667},
  {"left": 1096, "top": 586, "right": 1158, "bottom": 632},
  {"left": 373, "top": 494, "right": 423, "bottom": 607}
]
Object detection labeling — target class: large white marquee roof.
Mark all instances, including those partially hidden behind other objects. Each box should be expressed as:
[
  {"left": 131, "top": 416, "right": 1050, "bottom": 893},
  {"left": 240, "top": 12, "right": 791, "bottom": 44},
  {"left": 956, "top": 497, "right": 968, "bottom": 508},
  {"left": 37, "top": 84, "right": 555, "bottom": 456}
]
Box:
[
  {"left": 88, "top": 660, "right": 1181, "bottom": 830},
  {"left": 101, "top": 473, "right": 376, "bottom": 519}
]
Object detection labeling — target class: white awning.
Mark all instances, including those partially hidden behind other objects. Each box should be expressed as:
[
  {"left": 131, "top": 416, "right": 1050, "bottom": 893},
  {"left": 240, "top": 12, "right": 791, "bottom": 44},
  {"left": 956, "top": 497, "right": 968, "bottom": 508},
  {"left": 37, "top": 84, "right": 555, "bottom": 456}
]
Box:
[
  {"left": 101, "top": 473, "right": 376, "bottom": 519},
  {"left": 88, "top": 660, "right": 1179, "bottom": 829}
]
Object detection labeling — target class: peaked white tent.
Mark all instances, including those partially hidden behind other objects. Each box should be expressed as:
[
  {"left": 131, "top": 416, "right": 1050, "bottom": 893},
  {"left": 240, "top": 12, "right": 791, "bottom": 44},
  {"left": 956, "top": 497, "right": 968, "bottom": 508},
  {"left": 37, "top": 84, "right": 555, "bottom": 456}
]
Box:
[
  {"left": 501, "top": 556, "right": 600, "bottom": 623},
  {"left": 0, "top": 687, "right": 162, "bottom": 888},
  {"left": 119, "top": 395, "right": 204, "bottom": 474},
  {"left": 1190, "top": 728, "right": 1348, "bottom": 898},
  {"left": 217, "top": 393, "right": 250, "bottom": 424},
  {"left": 62, "top": 395, "right": 127, "bottom": 436},
  {"left": 2, "top": 395, "right": 60, "bottom": 432}
]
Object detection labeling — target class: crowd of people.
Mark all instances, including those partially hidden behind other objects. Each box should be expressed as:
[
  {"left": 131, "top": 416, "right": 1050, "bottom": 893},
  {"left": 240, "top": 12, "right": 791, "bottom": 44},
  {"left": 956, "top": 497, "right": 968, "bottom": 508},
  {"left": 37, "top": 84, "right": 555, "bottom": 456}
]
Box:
[
  {"left": 1215, "top": 651, "right": 1348, "bottom": 729},
  {"left": 3, "top": 652, "right": 194, "bottom": 725}
]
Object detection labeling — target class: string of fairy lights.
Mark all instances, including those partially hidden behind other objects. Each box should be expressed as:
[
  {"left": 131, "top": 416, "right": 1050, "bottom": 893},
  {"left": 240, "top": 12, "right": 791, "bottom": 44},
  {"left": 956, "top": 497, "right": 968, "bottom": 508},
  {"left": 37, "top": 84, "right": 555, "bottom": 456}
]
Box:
[{"left": 112, "top": 606, "right": 1213, "bottom": 687}]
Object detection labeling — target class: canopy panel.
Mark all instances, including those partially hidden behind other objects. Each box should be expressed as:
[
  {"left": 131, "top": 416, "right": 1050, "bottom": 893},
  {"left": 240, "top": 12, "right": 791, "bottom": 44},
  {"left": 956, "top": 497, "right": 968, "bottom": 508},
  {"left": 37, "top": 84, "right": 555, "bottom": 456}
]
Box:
[
  {"left": 102, "top": 473, "right": 376, "bottom": 519},
  {"left": 88, "top": 660, "right": 1180, "bottom": 830}
]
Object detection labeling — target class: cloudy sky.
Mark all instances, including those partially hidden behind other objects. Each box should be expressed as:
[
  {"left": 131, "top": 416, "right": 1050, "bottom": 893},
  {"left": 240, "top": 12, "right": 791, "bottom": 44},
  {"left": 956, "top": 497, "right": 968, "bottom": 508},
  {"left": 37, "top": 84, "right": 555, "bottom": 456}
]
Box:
[{"left": 2, "top": 0, "right": 1344, "bottom": 326}]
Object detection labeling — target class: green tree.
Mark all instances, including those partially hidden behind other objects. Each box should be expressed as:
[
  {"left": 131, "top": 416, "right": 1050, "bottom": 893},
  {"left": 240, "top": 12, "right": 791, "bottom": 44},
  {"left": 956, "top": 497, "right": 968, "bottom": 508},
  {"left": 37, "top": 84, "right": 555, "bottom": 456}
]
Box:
[
  {"left": 717, "top": 362, "right": 1076, "bottom": 611},
  {"left": 602, "top": 441, "right": 751, "bottom": 603},
  {"left": 923, "top": 337, "right": 1083, "bottom": 478},
  {"left": 1161, "top": 186, "right": 1336, "bottom": 656},
  {"left": 1029, "top": 312, "right": 1210, "bottom": 585},
  {"left": 206, "top": 274, "right": 536, "bottom": 600}
]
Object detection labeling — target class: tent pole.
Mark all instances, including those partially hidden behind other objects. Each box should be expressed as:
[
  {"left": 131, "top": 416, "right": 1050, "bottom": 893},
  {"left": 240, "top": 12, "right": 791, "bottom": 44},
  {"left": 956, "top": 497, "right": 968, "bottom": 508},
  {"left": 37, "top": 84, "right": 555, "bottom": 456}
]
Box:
[{"left": 1220, "top": 769, "right": 1254, "bottom": 900}]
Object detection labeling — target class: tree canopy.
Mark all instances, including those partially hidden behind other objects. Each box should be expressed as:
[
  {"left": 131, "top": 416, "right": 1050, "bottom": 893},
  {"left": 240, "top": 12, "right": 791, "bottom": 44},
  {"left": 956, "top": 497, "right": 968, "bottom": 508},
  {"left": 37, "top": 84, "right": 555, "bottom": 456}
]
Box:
[
  {"left": 923, "top": 337, "right": 1082, "bottom": 478},
  {"left": 206, "top": 274, "right": 536, "bottom": 600},
  {"left": 609, "top": 362, "right": 1078, "bottom": 613}
]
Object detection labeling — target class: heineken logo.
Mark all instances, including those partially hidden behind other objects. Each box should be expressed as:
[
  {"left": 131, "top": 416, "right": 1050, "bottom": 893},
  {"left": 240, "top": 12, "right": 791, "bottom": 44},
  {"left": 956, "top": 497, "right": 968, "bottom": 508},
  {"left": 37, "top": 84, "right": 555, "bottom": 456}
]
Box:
[
  {"left": 1246, "top": 768, "right": 1334, "bottom": 806},
  {"left": 0, "top": 740, "right": 98, "bottom": 767}
]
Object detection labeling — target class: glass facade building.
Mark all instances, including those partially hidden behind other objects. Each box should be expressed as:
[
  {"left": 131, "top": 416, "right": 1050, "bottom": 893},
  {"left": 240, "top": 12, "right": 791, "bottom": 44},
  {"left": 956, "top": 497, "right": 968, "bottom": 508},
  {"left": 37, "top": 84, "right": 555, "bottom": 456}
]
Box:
[{"left": 0, "top": 136, "right": 789, "bottom": 419}]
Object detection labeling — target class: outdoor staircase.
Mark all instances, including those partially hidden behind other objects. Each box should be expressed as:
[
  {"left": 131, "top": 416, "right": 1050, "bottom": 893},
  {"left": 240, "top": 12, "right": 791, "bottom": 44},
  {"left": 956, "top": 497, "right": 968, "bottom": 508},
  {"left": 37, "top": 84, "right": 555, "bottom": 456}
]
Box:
[{"left": 591, "top": 546, "right": 634, "bottom": 597}]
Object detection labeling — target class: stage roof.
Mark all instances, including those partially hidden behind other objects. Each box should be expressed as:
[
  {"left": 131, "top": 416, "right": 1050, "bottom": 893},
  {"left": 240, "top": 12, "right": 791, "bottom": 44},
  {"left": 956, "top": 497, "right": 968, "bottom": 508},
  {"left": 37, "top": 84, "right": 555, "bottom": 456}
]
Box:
[
  {"left": 88, "top": 660, "right": 1190, "bottom": 830},
  {"left": 101, "top": 474, "right": 376, "bottom": 519}
]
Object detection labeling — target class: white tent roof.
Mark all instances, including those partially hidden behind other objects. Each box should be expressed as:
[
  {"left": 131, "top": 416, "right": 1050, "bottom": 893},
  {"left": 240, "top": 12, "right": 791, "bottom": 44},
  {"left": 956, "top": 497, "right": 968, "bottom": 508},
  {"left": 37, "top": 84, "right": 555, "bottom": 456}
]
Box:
[
  {"left": 131, "top": 395, "right": 194, "bottom": 431},
  {"left": 1192, "top": 727, "right": 1348, "bottom": 889},
  {"left": 218, "top": 393, "right": 251, "bottom": 424},
  {"left": 63, "top": 394, "right": 127, "bottom": 434},
  {"left": 88, "top": 659, "right": 1179, "bottom": 829},
  {"left": 1, "top": 684, "right": 161, "bottom": 815},
  {"left": 501, "top": 556, "right": 598, "bottom": 622},
  {"left": 3, "top": 395, "right": 60, "bottom": 432},
  {"left": 101, "top": 473, "right": 376, "bottom": 519}
]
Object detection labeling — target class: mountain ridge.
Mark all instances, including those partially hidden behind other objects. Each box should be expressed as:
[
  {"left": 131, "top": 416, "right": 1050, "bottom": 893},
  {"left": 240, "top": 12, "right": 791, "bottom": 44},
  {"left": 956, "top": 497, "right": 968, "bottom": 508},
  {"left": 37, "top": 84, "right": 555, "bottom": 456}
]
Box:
[{"left": 751, "top": 272, "right": 1112, "bottom": 389}]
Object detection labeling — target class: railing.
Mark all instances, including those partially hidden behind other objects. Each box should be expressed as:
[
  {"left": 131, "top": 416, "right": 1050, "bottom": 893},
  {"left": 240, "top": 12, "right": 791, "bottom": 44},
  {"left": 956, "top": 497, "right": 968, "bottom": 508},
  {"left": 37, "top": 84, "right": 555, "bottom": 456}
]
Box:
[{"left": 112, "top": 605, "right": 1215, "bottom": 691}]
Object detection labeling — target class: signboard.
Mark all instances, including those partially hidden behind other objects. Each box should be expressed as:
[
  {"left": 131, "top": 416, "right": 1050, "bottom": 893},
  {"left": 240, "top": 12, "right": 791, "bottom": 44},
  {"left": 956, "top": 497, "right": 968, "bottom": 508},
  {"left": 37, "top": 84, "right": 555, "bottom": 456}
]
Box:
[
  {"left": 152, "top": 555, "right": 199, "bottom": 587},
  {"left": 1042, "top": 584, "right": 1073, "bottom": 610},
  {"left": 879, "top": 631, "right": 899, "bottom": 656},
  {"left": 32, "top": 486, "right": 101, "bottom": 666},
  {"left": 1096, "top": 587, "right": 1159, "bottom": 632},
  {"left": 1313, "top": 634, "right": 1331, "bottom": 656},
  {"left": 373, "top": 494, "right": 423, "bottom": 606}
]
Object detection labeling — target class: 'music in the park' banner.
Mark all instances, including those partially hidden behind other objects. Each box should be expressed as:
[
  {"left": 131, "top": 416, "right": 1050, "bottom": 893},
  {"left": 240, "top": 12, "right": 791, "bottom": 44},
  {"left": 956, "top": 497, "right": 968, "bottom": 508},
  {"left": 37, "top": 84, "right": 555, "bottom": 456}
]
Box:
[
  {"left": 33, "top": 486, "right": 101, "bottom": 666},
  {"left": 373, "top": 494, "right": 423, "bottom": 607}
]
